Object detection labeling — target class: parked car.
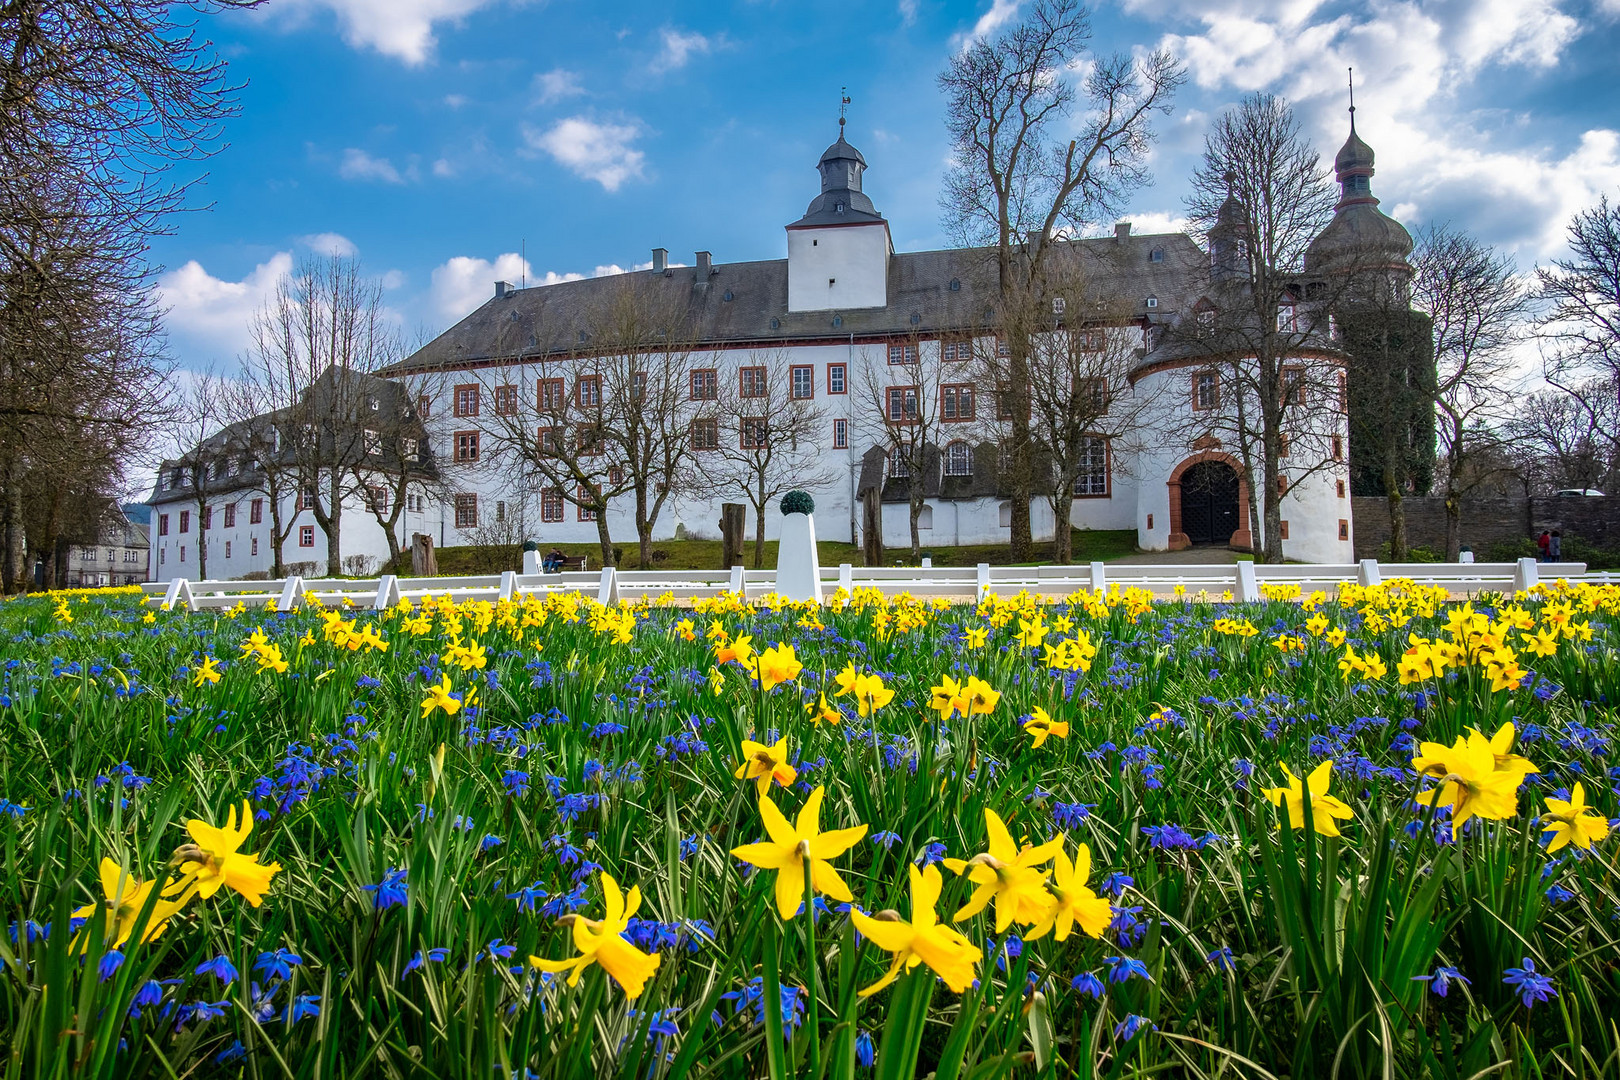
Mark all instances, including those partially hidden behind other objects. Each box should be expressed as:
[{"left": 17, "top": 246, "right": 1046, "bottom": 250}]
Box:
[{"left": 1553, "top": 488, "right": 1605, "bottom": 496}]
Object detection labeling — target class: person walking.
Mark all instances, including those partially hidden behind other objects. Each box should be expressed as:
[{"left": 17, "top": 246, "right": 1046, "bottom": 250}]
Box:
[
  {"left": 1537, "top": 531, "right": 1551, "bottom": 562},
  {"left": 1550, "top": 531, "right": 1562, "bottom": 562}
]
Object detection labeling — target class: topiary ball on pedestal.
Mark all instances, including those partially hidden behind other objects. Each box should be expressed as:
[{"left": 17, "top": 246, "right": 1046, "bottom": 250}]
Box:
[
  {"left": 780, "top": 490, "right": 815, "bottom": 517},
  {"left": 523, "top": 540, "right": 539, "bottom": 553}
]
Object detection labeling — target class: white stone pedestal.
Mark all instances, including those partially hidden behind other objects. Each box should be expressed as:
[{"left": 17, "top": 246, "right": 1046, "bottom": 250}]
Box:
[{"left": 775, "top": 513, "right": 823, "bottom": 603}]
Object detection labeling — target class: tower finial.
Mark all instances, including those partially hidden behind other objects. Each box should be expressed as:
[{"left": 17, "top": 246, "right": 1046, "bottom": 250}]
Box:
[
  {"left": 839, "top": 87, "right": 850, "bottom": 135},
  {"left": 1347, "top": 67, "right": 1356, "bottom": 129}
]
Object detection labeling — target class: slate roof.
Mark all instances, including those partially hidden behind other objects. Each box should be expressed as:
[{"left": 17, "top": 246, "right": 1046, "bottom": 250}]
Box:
[{"left": 389, "top": 231, "right": 1212, "bottom": 374}]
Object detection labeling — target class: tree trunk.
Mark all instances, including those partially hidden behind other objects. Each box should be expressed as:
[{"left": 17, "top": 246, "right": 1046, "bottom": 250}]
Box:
[
  {"left": 269, "top": 496, "right": 287, "bottom": 579},
  {"left": 594, "top": 512, "right": 615, "bottom": 568},
  {"left": 909, "top": 491, "right": 922, "bottom": 563},
  {"left": 1, "top": 470, "right": 23, "bottom": 593},
  {"left": 1386, "top": 489, "right": 1407, "bottom": 561},
  {"left": 638, "top": 520, "right": 654, "bottom": 570},
  {"left": 1443, "top": 491, "right": 1461, "bottom": 562},
  {"left": 1052, "top": 490, "right": 1074, "bottom": 564},
  {"left": 753, "top": 475, "right": 766, "bottom": 570},
  {"left": 195, "top": 497, "right": 209, "bottom": 580},
  {"left": 324, "top": 472, "right": 343, "bottom": 577}
]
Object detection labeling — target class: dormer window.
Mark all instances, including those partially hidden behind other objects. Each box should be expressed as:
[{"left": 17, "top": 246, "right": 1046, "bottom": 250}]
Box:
[
  {"left": 1149, "top": 247, "right": 1164, "bottom": 262},
  {"left": 835, "top": 202, "right": 844, "bottom": 213},
  {"left": 1145, "top": 296, "right": 1158, "bottom": 309}
]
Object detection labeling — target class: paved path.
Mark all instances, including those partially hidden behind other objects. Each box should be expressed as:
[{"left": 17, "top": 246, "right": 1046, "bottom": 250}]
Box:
[{"left": 1108, "top": 547, "right": 1243, "bottom": 565}]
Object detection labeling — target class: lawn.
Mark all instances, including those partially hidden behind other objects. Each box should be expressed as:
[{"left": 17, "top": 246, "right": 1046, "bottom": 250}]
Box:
[
  {"left": 1, "top": 578, "right": 1615, "bottom": 1079},
  {"left": 383, "top": 529, "right": 1139, "bottom": 575}
]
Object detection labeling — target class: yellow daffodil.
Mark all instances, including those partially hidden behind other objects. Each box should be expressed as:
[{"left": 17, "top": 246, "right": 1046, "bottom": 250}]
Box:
[
  {"left": 673, "top": 618, "right": 697, "bottom": 642},
  {"left": 1025, "top": 843, "right": 1112, "bottom": 942},
  {"left": 962, "top": 675, "right": 1000, "bottom": 715},
  {"left": 929, "top": 675, "right": 968, "bottom": 721},
  {"left": 1542, "top": 782, "right": 1611, "bottom": 853},
  {"left": 964, "top": 626, "right": 989, "bottom": 649},
  {"left": 942, "top": 808, "right": 1063, "bottom": 932},
  {"left": 192, "top": 656, "right": 222, "bottom": 687},
  {"left": 1261, "top": 761, "right": 1354, "bottom": 837},
  {"left": 735, "top": 736, "right": 797, "bottom": 794},
  {"left": 849, "top": 864, "right": 980, "bottom": 996},
  {"left": 1023, "top": 706, "right": 1069, "bottom": 749},
  {"left": 142, "top": 611, "right": 157, "bottom": 624},
  {"left": 832, "top": 661, "right": 860, "bottom": 697},
  {"left": 730, "top": 786, "right": 867, "bottom": 919},
  {"left": 169, "top": 800, "right": 281, "bottom": 907},
  {"left": 420, "top": 675, "right": 462, "bottom": 718},
  {"left": 72, "top": 859, "right": 187, "bottom": 949},
  {"left": 530, "top": 874, "right": 662, "bottom": 998},
  {"left": 715, "top": 634, "right": 754, "bottom": 666},
  {"left": 1412, "top": 724, "right": 1538, "bottom": 836},
  {"left": 255, "top": 643, "right": 289, "bottom": 674},
  {"left": 750, "top": 642, "right": 803, "bottom": 692},
  {"left": 807, "top": 694, "right": 843, "bottom": 726},
  {"left": 707, "top": 665, "right": 725, "bottom": 696},
  {"left": 850, "top": 672, "right": 894, "bottom": 717},
  {"left": 1015, "top": 618, "right": 1049, "bottom": 650}
]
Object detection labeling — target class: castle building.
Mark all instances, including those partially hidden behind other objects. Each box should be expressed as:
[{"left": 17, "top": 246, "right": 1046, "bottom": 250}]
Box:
[{"left": 148, "top": 115, "right": 1413, "bottom": 580}]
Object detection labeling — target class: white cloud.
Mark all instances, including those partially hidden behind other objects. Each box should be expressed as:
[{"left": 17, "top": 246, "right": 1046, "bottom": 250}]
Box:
[
  {"left": 523, "top": 117, "right": 646, "bottom": 191},
  {"left": 156, "top": 252, "right": 295, "bottom": 358},
  {"left": 534, "top": 68, "right": 584, "bottom": 105},
  {"left": 957, "top": 0, "right": 1022, "bottom": 48},
  {"left": 430, "top": 252, "right": 537, "bottom": 321},
  {"left": 300, "top": 232, "right": 358, "bottom": 257},
  {"left": 267, "top": 0, "right": 504, "bottom": 65},
  {"left": 651, "top": 28, "right": 714, "bottom": 73},
  {"left": 339, "top": 148, "right": 404, "bottom": 184},
  {"left": 444, "top": 93, "right": 468, "bottom": 108},
  {"left": 899, "top": 0, "right": 919, "bottom": 26},
  {"left": 1117, "top": 210, "right": 1192, "bottom": 236},
  {"left": 381, "top": 269, "right": 407, "bottom": 289},
  {"left": 432, "top": 157, "right": 456, "bottom": 178}
]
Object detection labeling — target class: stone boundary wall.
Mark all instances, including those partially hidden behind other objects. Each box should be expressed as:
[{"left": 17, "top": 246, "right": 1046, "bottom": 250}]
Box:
[{"left": 1352, "top": 496, "right": 1620, "bottom": 559}]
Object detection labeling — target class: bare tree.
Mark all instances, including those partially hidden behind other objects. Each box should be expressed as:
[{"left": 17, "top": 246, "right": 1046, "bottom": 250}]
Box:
[
  {"left": 860, "top": 331, "right": 957, "bottom": 562},
  {"left": 345, "top": 367, "right": 445, "bottom": 570},
  {"left": 243, "top": 255, "right": 403, "bottom": 577},
  {"left": 1182, "top": 93, "right": 1346, "bottom": 562},
  {"left": 705, "top": 353, "right": 834, "bottom": 568},
  {"left": 1410, "top": 225, "right": 1530, "bottom": 558},
  {"left": 1537, "top": 195, "right": 1620, "bottom": 473},
  {"left": 1507, "top": 381, "right": 1619, "bottom": 494},
  {"left": 164, "top": 368, "right": 228, "bottom": 580},
  {"left": 939, "top": 0, "right": 1183, "bottom": 558}
]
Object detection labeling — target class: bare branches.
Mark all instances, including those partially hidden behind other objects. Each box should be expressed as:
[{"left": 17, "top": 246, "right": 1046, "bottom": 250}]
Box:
[{"left": 1537, "top": 195, "right": 1620, "bottom": 397}]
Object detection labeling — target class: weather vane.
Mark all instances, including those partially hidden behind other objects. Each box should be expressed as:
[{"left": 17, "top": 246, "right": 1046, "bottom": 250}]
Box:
[
  {"left": 1347, "top": 67, "right": 1355, "bottom": 118},
  {"left": 839, "top": 87, "right": 851, "bottom": 134}
]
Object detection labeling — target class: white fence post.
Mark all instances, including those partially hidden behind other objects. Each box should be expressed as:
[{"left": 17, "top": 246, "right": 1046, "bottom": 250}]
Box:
[
  {"left": 1089, "top": 561, "right": 1106, "bottom": 593},
  {"left": 276, "top": 576, "right": 305, "bottom": 612},
  {"left": 728, "top": 564, "right": 745, "bottom": 597},
  {"left": 1513, "top": 557, "right": 1539, "bottom": 594},
  {"left": 597, "top": 566, "right": 619, "bottom": 606},
  {"left": 975, "top": 562, "right": 990, "bottom": 602},
  {"left": 498, "top": 571, "right": 517, "bottom": 601},
  {"left": 373, "top": 575, "right": 400, "bottom": 610},
  {"left": 1358, "top": 559, "right": 1382, "bottom": 587},
  {"left": 1235, "top": 560, "right": 1260, "bottom": 603},
  {"left": 921, "top": 556, "right": 932, "bottom": 569},
  {"left": 838, "top": 563, "right": 853, "bottom": 594},
  {"left": 522, "top": 549, "right": 540, "bottom": 575},
  {"left": 161, "top": 577, "right": 184, "bottom": 609}
]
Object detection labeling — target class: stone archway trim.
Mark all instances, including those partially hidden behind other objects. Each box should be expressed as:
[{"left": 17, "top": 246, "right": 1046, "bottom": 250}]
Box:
[{"left": 1166, "top": 450, "right": 1253, "bottom": 552}]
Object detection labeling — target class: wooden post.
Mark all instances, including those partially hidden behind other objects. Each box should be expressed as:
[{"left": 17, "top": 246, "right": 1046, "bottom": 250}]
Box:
[
  {"left": 861, "top": 488, "right": 883, "bottom": 567},
  {"left": 719, "top": 504, "right": 746, "bottom": 570},
  {"left": 411, "top": 533, "right": 438, "bottom": 577}
]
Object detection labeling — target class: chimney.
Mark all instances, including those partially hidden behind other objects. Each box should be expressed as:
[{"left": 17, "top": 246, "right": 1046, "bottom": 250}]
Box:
[
  {"left": 651, "top": 247, "right": 667, "bottom": 272},
  {"left": 1114, "top": 222, "right": 1132, "bottom": 242},
  {"left": 494, "top": 280, "right": 514, "bottom": 299},
  {"left": 696, "top": 250, "right": 713, "bottom": 274}
]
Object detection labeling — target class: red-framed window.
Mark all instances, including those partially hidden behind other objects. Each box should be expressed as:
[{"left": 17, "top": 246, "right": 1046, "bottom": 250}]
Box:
[
  {"left": 179, "top": 510, "right": 190, "bottom": 533},
  {"left": 417, "top": 393, "right": 432, "bottom": 419},
  {"left": 454, "top": 493, "right": 478, "bottom": 528},
  {"left": 537, "top": 426, "right": 563, "bottom": 457},
  {"left": 1074, "top": 437, "right": 1109, "bottom": 497},
  {"left": 453, "top": 384, "right": 480, "bottom": 418},
  {"left": 691, "top": 418, "right": 720, "bottom": 451},
  {"left": 887, "top": 343, "right": 919, "bottom": 365},
  {"left": 158, "top": 514, "right": 169, "bottom": 536},
  {"left": 576, "top": 375, "right": 602, "bottom": 408},
  {"left": 940, "top": 335, "right": 973, "bottom": 362},
  {"left": 200, "top": 507, "right": 211, "bottom": 530},
  {"left": 1193, "top": 371, "right": 1219, "bottom": 411},
  {"left": 740, "top": 417, "right": 769, "bottom": 449},
  {"left": 886, "top": 386, "right": 918, "bottom": 422},
  {"left": 941, "top": 384, "right": 974, "bottom": 421},
  {"left": 739, "top": 366, "right": 767, "bottom": 398},
  {"left": 493, "top": 383, "right": 519, "bottom": 415},
  {"left": 299, "top": 525, "right": 315, "bottom": 547},
  {"left": 790, "top": 365, "right": 814, "bottom": 399},
  {"left": 574, "top": 424, "right": 604, "bottom": 455},
  {"left": 541, "top": 488, "right": 564, "bottom": 522},
  {"left": 250, "top": 499, "right": 263, "bottom": 524},
  {"left": 1076, "top": 377, "right": 1109, "bottom": 413},
  {"left": 690, "top": 369, "right": 718, "bottom": 401},
  {"left": 223, "top": 504, "right": 236, "bottom": 528},
  {"left": 1282, "top": 365, "right": 1306, "bottom": 406},
  {"left": 453, "top": 430, "right": 480, "bottom": 463},
  {"left": 1332, "top": 434, "right": 1344, "bottom": 460},
  {"left": 300, "top": 485, "right": 317, "bottom": 510},
  {"left": 833, "top": 419, "right": 848, "bottom": 449},
  {"left": 576, "top": 485, "right": 597, "bottom": 522},
  {"left": 944, "top": 440, "right": 973, "bottom": 476},
  {"left": 827, "top": 363, "right": 847, "bottom": 394},
  {"left": 538, "top": 378, "right": 566, "bottom": 412}
]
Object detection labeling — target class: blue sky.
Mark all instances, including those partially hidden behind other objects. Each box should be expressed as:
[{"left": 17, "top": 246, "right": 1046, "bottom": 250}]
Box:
[{"left": 155, "top": 0, "right": 1620, "bottom": 372}]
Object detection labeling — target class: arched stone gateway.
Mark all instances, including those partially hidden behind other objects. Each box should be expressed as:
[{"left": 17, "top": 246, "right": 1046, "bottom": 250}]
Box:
[{"left": 1167, "top": 452, "right": 1252, "bottom": 551}]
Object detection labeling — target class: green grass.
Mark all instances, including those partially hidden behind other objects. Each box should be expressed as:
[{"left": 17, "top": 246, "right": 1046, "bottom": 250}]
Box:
[
  {"left": 384, "top": 529, "right": 1139, "bottom": 575},
  {"left": 1, "top": 578, "right": 1616, "bottom": 1079}
]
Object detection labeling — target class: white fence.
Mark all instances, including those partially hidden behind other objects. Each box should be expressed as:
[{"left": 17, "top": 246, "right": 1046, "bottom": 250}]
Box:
[{"left": 139, "top": 556, "right": 1613, "bottom": 613}]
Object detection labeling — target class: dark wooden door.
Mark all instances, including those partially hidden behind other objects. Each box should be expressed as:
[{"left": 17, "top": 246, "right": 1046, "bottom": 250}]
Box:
[{"left": 1181, "top": 461, "right": 1239, "bottom": 545}]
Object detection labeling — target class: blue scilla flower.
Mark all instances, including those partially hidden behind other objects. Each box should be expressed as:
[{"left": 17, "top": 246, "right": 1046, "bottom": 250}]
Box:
[
  {"left": 855, "top": 1030, "right": 875, "bottom": 1068},
  {"left": 1052, "top": 802, "right": 1095, "bottom": 829},
  {"left": 195, "top": 955, "right": 238, "bottom": 983},
  {"left": 1413, "top": 965, "right": 1469, "bottom": 998},
  {"left": 870, "top": 831, "right": 901, "bottom": 849},
  {"left": 363, "top": 867, "right": 408, "bottom": 910},
  {"left": 1206, "top": 946, "right": 1235, "bottom": 973},
  {"left": 401, "top": 948, "right": 450, "bottom": 979},
  {"left": 481, "top": 833, "right": 505, "bottom": 852},
  {"left": 1503, "top": 959, "right": 1557, "bottom": 1008},
  {"left": 253, "top": 949, "right": 302, "bottom": 981},
  {"left": 915, "top": 841, "right": 947, "bottom": 867},
  {"left": 506, "top": 880, "right": 548, "bottom": 913},
  {"left": 1545, "top": 883, "right": 1576, "bottom": 904},
  {"left": 1105, "top": 955, "right": 1152, "bottom": 983},
  {"left": 98, "top": 949, "right": 125, "bottom": 982},
  {"left": 288, "top": 994, "right": 320, "bottom": 1023},
  {"left": 1070, "top": 971, "right": 1105, "bottom": 999},
  {"left": 1114, "top": 1014, "right": 1156, "bottom": 1042},
  {"left": 679, "top": 834, "right": 704, "bottom": 860},
  {"left": 1100, "top": 873, "right": 1134, "bottom": 898},
  {"left": 215, "top": 1040, "right": 247, "bottom": 1064}
]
